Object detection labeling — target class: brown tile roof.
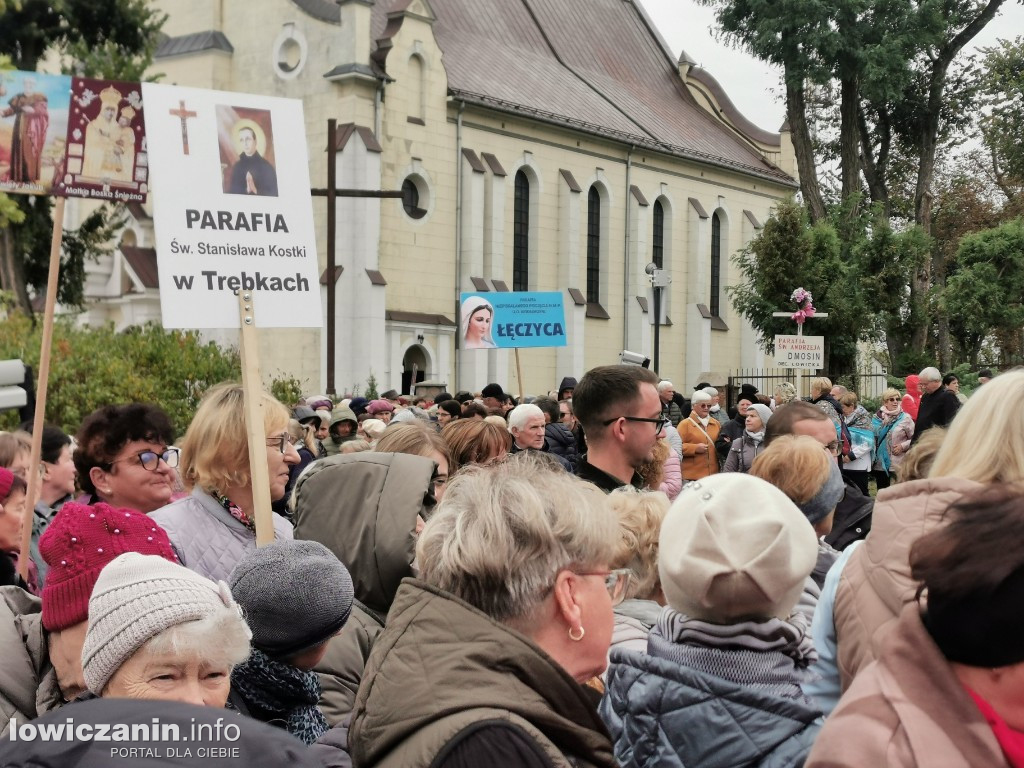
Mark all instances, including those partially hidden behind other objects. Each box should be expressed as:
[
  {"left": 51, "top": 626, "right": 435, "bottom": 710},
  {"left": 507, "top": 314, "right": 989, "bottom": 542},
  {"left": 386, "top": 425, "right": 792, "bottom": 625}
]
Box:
[
  {"left": 371, "top": 0, "right": 793, "bottom": 185},
  {"left": 121, "top": 246, "right": 159, "bottom": 289}
]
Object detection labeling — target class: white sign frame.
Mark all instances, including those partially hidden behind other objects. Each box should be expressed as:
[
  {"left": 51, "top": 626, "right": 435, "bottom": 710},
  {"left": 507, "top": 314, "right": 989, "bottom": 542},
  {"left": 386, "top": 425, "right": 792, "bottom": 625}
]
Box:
[
  {"left": 142, "top": 83, "right": 321, "bottom": 329},
  {"left": 773, "top": 335, "right": 825, "bottom": 369}
]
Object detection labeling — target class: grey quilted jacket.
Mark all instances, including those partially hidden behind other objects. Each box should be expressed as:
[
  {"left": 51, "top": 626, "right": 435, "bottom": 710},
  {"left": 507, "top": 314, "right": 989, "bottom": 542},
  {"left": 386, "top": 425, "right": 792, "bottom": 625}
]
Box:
[
  {"left": 149, "top": 488, "right": 293, "bottom": 583},
  {"left": 601, "top": 648, "right": 821, "bottom": 768}
]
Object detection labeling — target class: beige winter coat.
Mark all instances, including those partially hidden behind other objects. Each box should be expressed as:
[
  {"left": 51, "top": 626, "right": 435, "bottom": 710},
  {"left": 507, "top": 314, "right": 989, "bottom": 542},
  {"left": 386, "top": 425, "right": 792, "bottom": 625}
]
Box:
[
  {"left": 0, "top": 587, "right": 62, "bottom": 736},
  {"left": 832, "top": 476, "right": 982, "bottom": 691}
]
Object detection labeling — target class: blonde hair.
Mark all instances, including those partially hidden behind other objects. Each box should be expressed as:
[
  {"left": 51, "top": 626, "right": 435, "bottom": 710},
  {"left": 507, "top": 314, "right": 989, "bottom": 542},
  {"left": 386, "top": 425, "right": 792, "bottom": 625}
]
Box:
[
  {"left": 810, "top": 377, "right": 832, "bottom": 397},
  {"left": 750, "top": 434, "right": 833, "bottom": 504},
  {"left": 839, "top": 392, "right": 859, "bottom": 408},
  {"left": 441, "top": 419, "right": 512, "bottom": 473},
  {"left": 881, "top": 387, "right": 901, "bottom": 402},
  {"left": 416, "top": 452, "right": 617, "bottom": 625},
  {"left": 180, "top": 382, "right": 290, "bottom": 492},
  {"left": 607, "top": 487, "right": 669, "bottom": 600},
  {"left": 374, "top": 422, "right": 451, "bottom": 467},
  {"left": 899, "top": 427, "right": 945, "bottom": 482},
  {"left": 636, "top": 439, "right": 669, "bottom": 491},
  {"left": 484, "top": 415, "right": 509, "bottom": 428},
  {"left": 929, "top": 370, "right": 1024, "bottom": 482}
]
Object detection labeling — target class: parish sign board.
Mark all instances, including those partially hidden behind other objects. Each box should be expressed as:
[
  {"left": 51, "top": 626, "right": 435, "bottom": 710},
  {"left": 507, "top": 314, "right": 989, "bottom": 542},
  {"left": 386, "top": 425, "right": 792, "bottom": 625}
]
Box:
[
  {"left": 460, "top": 292, "right": 567, "bottom": 349},
  {"left": 141, "top": 83, "right": 321, "bottom": 329},
  {"left": 774, "top": 335, "right": 825, "bottom": 369}
]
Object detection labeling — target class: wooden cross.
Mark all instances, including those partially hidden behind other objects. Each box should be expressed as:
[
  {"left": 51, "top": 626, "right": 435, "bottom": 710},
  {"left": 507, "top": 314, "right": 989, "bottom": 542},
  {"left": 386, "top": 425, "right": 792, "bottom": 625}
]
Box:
[{"left": 168, "top": 100, "right": 197, "bottom": 155}]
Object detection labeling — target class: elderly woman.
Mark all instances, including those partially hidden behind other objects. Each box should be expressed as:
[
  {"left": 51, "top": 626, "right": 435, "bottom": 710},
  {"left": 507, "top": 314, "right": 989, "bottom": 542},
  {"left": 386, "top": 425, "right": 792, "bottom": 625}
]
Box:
[
  {"left": 606, "top": 488, "right": 669, "bottom": 655},
  {"left": 74, "top": 404, "right": 179, "bottom": 515},
  {"left": 807, "top": 485, "right": 1024, "bottom": 767},
  {"left": 373, "top": 422, "right": 451, "bottom": 502},
  {"left": 149, "top": 383, "right": 298, "bottom": 582},
  {"left": 1, "top": 502, "right": 182, "bottom": 735},
  {"left": 0, "top": 469, "right": 30, "bottom": 591},
  {"left": 81, "top": 552, "right": 250, "bottom": 706},
  {"left": 348, "top": 453, "right": 620, "bottom": 767},
  {"left": 838, "top": 392, "right": 874, "bottom": 495},
  {"left": 441, "top": 417, "right": 512, "bottom": 473},
  {"left": 601, "top": 475, "right": 822, "bottom": 767},
  {"left": 871, "top": 387, "right": 915, "bottom": 490},
  {"left": 723, "top": 402, "right": 772, "bottom": 473}
]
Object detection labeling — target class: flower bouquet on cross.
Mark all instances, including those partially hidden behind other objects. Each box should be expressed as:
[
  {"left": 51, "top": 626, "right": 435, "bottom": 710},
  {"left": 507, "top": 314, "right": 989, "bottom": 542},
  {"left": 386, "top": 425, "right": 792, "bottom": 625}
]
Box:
[{"left": 790, "top": 287, "right": 815, "bottom": 325}]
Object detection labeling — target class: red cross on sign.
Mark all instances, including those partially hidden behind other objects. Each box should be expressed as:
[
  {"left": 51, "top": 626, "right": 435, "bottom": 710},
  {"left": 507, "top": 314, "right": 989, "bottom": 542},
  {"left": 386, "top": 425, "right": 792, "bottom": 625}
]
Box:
[{"left": 168, "top": 100, "right": 198, "bottom": 155}]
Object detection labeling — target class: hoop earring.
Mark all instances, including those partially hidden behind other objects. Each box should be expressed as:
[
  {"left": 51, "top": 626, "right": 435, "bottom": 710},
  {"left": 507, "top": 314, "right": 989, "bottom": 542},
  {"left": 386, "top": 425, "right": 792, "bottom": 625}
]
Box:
[{"left": 568, "top": 625, "right": 585, "bottom": 642}]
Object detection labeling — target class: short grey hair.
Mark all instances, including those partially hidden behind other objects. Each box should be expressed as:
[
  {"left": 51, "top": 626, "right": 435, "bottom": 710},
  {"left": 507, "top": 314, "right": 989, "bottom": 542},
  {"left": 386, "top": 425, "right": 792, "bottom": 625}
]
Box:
[
  {"left": 657, "top": 380, "right": 674, "bottom": 392},
  {"left": 416, "top": 452, "right": 618, "bottom": 624},
  {"left": 123, "top": 608, "right": 252, "bottom": 685},
  {"left": 919, "top": 366, "right": 942, "bottom": 382},
  {"left": 702, "top": 386, "right": 718, "bottom": 398},
  {"left": 508, "top": 403, "right": 544, "bottom": 432}
]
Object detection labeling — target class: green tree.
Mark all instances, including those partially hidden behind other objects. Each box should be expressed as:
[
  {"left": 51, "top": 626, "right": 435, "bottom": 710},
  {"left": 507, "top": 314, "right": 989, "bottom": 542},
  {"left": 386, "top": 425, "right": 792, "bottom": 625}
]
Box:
[
  {"left": 728, "top": 199, "right": 866, "bottom": 372},
  {"left": 973, "top": 36, "right": 1024, "bottom": 201},
  {"left": 943, "top": 219, "right": 1024, "bottom": 367},
  {"left": 0, "top": 0, "right": 165, "bottom": 316},
  {"left": 0, "top": 317, "right": 241, "bottom": 434}
]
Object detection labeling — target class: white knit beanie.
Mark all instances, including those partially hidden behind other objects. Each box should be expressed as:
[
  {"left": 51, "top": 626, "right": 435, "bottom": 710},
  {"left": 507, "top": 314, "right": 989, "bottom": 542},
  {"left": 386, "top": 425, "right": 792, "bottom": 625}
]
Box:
[
  {"left": 659, "top": 474, "right": 818, "bottom": 623},
  {"left": 82, "top": 553, "right": 242, "bottom": 694}
]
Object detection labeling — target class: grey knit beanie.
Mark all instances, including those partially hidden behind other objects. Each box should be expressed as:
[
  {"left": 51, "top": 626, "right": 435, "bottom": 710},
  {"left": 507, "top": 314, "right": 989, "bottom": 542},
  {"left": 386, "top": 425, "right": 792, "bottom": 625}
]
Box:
[
  {"left": 82, "top": 553, "right": 243, "bottom": 694},
  {"left": 229, "top": 539, "right": 354, "bottom": 659}
]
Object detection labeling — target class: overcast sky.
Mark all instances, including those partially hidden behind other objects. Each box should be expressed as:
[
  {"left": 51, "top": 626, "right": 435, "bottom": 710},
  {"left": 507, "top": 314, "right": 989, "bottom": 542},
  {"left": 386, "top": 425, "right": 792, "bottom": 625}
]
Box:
[{"left": 639, "top": 0, "right": 1024, "bottom": 134}]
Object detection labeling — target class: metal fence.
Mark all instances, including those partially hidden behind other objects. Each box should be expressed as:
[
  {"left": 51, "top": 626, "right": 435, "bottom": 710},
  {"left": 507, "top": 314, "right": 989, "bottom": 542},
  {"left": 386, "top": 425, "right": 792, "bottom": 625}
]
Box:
[{"left": 726, "top": 368, "right": 890, "bottom": 409}]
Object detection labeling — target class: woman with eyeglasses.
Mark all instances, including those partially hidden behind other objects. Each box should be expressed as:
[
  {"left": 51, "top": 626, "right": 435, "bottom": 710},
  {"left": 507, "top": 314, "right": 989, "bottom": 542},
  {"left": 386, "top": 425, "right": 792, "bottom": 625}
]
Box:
[
  {"left": 871, "top": 387, "right": 915, "bottom": 491},
  {"left": 678, "top": 390, "right": 720, "bottom": 481},
  {"left": 149, "top": 383, "right": 298, "bottom": 582},
  {"left": 347, "top": 452, "right": 620, "bottom": 768},
  {"left": 74, "top": 404, "right": 179, "bottom": 515}
]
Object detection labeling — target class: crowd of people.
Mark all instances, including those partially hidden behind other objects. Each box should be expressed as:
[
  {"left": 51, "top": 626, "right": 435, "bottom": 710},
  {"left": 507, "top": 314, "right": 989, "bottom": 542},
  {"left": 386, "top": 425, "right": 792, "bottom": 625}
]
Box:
[{"left": 0, "top": 362, "right": 1019, "bottom": 768}]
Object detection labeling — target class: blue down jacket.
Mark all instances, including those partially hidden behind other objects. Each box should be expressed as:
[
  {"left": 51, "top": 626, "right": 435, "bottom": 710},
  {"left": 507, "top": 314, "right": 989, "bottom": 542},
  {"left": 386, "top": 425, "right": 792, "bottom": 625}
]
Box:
[{"left": 600, "top": 648, "right": 821, "bottom": 768}]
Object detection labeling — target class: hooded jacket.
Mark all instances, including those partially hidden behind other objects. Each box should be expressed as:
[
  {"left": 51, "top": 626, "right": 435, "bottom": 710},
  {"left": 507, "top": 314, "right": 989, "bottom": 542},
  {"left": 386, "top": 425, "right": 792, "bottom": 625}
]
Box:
[
  {"left": 0, "top": 587, "right": 62, "bottom": 737},
  {"left": 602, "top": 647, "right": 820, "bottom": 768},
  {"left": 832, "top": 476, "right": 981, "bottom": 692},
  {"left": 292, "top": 453, "right": 436, "bottom": 726},
  {"left": 349, "top": 579, "right": 617, "bottom": 768}
]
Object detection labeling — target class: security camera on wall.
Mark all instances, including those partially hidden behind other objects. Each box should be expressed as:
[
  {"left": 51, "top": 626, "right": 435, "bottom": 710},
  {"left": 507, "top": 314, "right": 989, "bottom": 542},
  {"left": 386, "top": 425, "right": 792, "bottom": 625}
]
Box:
[{"left": 620, "top": 350, "right": 650, "bottom": 368}]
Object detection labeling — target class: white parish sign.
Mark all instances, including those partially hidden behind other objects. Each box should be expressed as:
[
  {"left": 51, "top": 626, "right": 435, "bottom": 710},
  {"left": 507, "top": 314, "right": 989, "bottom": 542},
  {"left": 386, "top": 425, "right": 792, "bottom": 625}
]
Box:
[
  {"left": 142, "top": 83, "right": 321, "bottom": 328},
  {"left": 774, "top": 335, "right": 825, "bottom": 369}
]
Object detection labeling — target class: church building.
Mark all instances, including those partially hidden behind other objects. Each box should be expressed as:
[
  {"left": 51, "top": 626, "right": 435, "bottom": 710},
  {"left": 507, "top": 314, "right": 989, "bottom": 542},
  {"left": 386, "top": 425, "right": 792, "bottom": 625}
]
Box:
[{"left": 82, "top": 0, "right": 797, "bottom": 396}]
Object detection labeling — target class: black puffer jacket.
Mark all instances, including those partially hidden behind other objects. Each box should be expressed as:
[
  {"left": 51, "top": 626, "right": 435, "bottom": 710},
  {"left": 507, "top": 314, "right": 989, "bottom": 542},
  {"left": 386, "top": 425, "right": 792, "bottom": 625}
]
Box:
[{"left": 544, "top": 423, "right": 579, "bottom": 471}]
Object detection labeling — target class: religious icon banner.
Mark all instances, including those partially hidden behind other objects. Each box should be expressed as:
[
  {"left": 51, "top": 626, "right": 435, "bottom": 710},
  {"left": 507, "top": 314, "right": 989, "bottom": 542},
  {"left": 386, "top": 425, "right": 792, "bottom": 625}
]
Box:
[
  {"left": 141, "top": 83, "right": 322, "bottom": 329},
  {"left": 0, "top": 70, "right": 71, "bottom": 196},
  {"left": 460, "top": 292, "right": 567, "bottom": 349},
  {"left": 54, "top": 77, "right": 148, "bottom": 203}
]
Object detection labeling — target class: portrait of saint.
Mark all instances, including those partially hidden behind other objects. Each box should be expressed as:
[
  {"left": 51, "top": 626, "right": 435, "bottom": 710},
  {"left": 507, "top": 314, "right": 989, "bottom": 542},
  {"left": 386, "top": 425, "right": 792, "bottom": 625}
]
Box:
[
  {"left": 1, "top": 76, "right": 49, "bottom": 184},
  {"left": 82, "top": 86, "right": 129, "bottom": 181},
  {"left": 218, "top": 111, "right": 278, "bottom": 197}
]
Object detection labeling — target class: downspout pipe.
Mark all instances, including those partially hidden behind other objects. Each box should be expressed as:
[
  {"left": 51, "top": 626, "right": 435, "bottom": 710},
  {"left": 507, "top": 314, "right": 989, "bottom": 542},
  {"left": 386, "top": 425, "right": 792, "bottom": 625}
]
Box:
[
  {"left": 623, "top": 145, "right": 633, "bottom": 352},
  {"left": 454, "top": 99, "right": 465, "bottom": 391}
]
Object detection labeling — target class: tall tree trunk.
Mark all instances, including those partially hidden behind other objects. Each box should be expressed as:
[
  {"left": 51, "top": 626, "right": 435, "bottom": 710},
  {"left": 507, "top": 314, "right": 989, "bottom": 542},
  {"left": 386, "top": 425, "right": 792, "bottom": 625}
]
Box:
[
  {"left": 858, "top": 105, "right": 890, "bottom": 217},
  {"left": 0, "top": 227, "right": 33, "bottom": 317},
  {"left": 839, "top": 75, "right": 861, "bottom": 217},
  {"left": 785, "top": 79, "right": 827, "bottom": 224}
]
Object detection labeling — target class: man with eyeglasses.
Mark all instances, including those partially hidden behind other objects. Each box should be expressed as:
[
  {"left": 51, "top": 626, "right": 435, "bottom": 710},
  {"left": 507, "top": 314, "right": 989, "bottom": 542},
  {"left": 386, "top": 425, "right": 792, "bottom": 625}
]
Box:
[
  {"left": 571, "top": 365, "right": 661, "bottom": 493},
  {"left": 679, "top": 390, "right": 720, "bottom": 481},
  {"left": 764, "top": 401, "right": 873, "bottom": 551}
]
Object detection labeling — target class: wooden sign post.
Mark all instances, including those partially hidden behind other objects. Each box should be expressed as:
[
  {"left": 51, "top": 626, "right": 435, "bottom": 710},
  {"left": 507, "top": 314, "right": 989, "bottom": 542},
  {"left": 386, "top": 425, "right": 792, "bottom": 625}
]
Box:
[
  {"left": 237, "top": 291, "right": 274, "bottom": 546},
  {"left": 771, "top": 308, "right": 828, "bottom": 399},
  {"left": 17, "top": 198, "right": 66, "bottom": 582}
]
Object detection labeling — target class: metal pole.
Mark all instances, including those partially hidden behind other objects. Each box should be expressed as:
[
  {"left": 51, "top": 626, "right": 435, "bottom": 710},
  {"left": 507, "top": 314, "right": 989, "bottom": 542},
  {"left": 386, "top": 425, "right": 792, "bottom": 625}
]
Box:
[{"left": 326, "top": 119, "right": 337, "bottom": 396}]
